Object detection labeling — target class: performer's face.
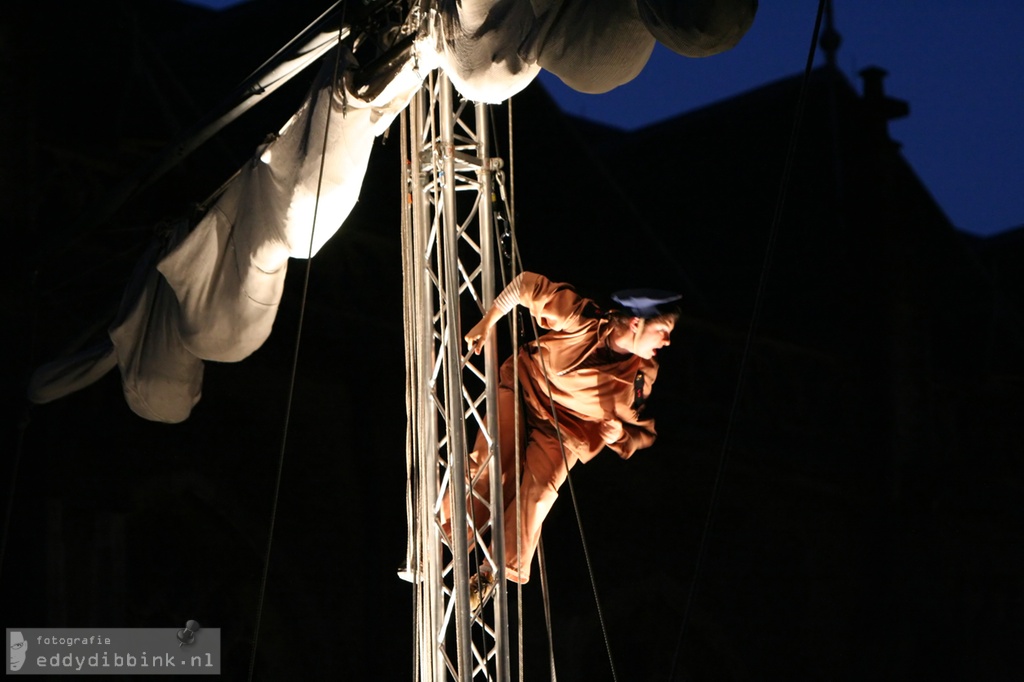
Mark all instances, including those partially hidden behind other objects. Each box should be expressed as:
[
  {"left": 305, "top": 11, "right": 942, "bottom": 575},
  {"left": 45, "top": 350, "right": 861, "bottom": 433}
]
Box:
[{"left": 631, "top": 318, "right": 674, "bottom": 359}]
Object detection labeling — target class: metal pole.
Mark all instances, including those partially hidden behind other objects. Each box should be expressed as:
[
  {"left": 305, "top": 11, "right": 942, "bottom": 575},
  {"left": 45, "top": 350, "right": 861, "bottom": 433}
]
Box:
[
  {"left": 476, "top": 102, "right": 511, "bottom": 682},
  {"left": 404, "top": 69, "right": 512, "bottom": 682},
  {"left": 438, "top": 73, "right": 475, "bottom": 682}
]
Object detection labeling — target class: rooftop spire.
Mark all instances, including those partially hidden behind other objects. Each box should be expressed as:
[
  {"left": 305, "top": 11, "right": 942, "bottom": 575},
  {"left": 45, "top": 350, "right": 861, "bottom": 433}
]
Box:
[
  {"left": 820, "top": 0, "right": 841, "bottom": 68},
  {"left": 859, "top": 66, "right": 910, "bottom": 145}
]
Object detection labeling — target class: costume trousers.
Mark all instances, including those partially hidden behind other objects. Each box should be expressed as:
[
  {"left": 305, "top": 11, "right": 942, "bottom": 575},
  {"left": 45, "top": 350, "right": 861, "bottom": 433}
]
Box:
[{"left": 464, "top": 384, "right": 579, "bottom": 584}]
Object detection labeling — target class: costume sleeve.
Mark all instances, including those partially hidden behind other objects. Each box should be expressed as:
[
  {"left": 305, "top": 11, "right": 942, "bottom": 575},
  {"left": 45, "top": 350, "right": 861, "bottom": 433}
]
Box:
[
  {"left": 492, "top": 273, "right": 525, "bottom": 315},
  {"left": 504, "top": 272, "right": 590, "bottom": 333},
  {"left": 607, "top": 418, "right": 657, "bottom": 460}
]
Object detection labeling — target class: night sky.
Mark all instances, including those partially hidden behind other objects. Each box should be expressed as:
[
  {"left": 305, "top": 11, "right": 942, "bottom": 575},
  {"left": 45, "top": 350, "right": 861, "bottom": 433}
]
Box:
[
  {"left": 186, "top": 0, "right": 1024, "bottom": 238},
  {"left": 538, "top": 0, "right": 1024, "bottom": 239}
]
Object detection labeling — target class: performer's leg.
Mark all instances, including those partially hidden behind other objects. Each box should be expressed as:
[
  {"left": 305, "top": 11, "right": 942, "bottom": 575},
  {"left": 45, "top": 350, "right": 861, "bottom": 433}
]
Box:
[
  {"left": 503, "top": 425, "right": 577, "bottom": 584},
  {"left": 441, "top": 384, "right": 523, "bottom": 547}
]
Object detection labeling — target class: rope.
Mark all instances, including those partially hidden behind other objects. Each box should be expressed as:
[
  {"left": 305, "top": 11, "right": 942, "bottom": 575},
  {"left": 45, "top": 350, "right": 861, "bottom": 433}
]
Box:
[
  {"left": 488, "top": 99, "right": 545, "bottom": 679},
  {"left": 523, "top": 285, "right": 620, "bottom": 682},
  {"left": 246, "top": 16, "right": 347, "bottom": 680},
  {"left": 499, "top": 214, "right": 617, "bottom": 682},
  {"left": 47, "top": 2, "right": 347, "bottom": 267},
  {"left": 547, "top": 94, "right": 701, "bottom": 309},
  {"left": 667, "top": 1, "right": 827, "bottom": 678},
  {"left": 397, "top": 106, "right": 427, "bottom": 682},
  {"left": 6, "top": 258, "right": 43, "bottom": 590},
  {"left": 398, "top": 108, "right": 419, "bottom": 579},
  {"left": 484, "top": 97, "right": 558, "bottom": 680},
  {"left": 0, "top": 405, "right": 31, "bottom": 585},
  {"left": 536, "top": 540, "right": 559, "bottom": 682},
  {"left": 507, "top": 95, "right": 529, "bottom": 682},
  {"left": 508, "top": 248, "right": 526, "bottom": 682},
  {"left": 493, "top": 96, "right": 606, "bottom": 679}
]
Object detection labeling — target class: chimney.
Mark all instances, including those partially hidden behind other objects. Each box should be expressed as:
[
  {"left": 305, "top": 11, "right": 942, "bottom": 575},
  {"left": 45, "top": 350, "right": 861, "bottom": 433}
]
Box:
[{"left": 859, "top": 66, "right": 910, "bottom": 145}]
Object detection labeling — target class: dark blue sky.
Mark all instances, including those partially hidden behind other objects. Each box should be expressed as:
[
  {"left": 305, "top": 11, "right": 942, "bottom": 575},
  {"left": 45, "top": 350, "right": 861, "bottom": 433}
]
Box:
[
  {"left": 539, "top": 0, "right": 1024, "bottom": 238},
  {"left": 187, "top": 0, "right": 1023, "bottom": 237}
]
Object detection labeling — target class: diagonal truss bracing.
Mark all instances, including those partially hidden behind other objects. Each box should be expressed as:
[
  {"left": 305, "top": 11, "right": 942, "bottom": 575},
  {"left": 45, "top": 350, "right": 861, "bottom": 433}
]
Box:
[{"left": 401, "top": 71, "right": 512, "bottom": 682}]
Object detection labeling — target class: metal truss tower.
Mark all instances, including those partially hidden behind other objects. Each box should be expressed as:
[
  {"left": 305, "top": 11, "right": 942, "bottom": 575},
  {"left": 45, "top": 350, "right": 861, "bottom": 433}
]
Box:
[{"left": 399, "top": 71, "right": 513, "bottom": 682}]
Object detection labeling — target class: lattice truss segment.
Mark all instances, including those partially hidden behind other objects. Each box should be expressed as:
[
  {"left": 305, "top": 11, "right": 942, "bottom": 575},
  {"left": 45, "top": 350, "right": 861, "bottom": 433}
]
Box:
[{"left": 400, "top": 70, "right": 513, "bottom": 682}]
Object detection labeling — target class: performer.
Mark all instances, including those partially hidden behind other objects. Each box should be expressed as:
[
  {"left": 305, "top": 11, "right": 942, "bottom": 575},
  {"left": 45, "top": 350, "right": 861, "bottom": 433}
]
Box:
[{"left": 458, "top": 271, "right": 680, "bottom": 605}]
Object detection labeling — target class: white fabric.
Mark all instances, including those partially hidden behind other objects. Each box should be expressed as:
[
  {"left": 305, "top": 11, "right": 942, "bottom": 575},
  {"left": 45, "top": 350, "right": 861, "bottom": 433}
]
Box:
[
  {"left": 31, "top": 3, "right": 756, "bottom": 421},
  {"left": 528, "top": 0, "right": 656, "bottom": 95},
  {"left": 29, "top": 223, "right": 203, "bottom": 423},
  {"left": 436, "top": 0, "right": 542, "bottom": 104},
  {"left": 28, "top": 342, "right": 117, "bottom": 405},
  {"left": 637, "top": 0, "right": 758, "bottom": 58},
  {"left": 158, "top": 45, "right": 428, "bottom": 363},
  {"left": 435, "top": 0, "right": 662, "bottom": 100},
  {"left": 110, "top": 223, "right": 204, "bottom": 423}
]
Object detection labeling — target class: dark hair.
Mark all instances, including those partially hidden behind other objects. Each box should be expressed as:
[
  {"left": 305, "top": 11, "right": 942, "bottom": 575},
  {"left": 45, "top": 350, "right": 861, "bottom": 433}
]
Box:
[{"left": 608, "top": 308, "right": 680, "bottom": 332}]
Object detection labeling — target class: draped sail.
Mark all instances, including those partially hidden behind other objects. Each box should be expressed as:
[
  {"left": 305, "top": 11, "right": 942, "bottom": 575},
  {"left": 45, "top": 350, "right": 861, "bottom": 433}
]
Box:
[{"left": 28, "top": 0, "right": 756, "bottom": 422}]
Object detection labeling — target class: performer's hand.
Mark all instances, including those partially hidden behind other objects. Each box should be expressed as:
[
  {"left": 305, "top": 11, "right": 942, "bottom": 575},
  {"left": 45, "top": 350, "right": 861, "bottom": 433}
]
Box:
[
  {"left": 599, "top": 418, "right": 624, "bottom": 445},
  {"left": 465, "top": 316, "right": 492, "bottom": 355}
]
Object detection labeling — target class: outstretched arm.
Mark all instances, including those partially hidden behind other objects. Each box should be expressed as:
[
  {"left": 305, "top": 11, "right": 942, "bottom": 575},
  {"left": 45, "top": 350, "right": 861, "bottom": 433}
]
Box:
[
  {"left": 465, "top": 273, "right": 525, "bottom": 355},
  {"left": 465, "top": 271, "right": 589, "bottom": 354}
]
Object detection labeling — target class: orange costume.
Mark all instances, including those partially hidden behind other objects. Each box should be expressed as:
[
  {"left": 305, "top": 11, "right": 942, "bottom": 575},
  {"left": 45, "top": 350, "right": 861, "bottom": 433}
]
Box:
[{"left": 467, "top": 272, "right": 661, "bottom": 583}]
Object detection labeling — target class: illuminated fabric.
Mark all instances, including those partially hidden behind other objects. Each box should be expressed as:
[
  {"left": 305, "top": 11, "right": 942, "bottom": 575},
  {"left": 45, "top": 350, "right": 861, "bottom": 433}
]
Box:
[
  {"left": 29, "top": 1, "right": 753, "bottom": 420},
  {"left": 157, "top": 45, "right": 429, "bottom": 363},
  {"left": 29, "top": 223, "right": 203, "bottom": 423},
  {"left": 638, "top": 0, "right": 759, "bottom": 58},
  {"left": 436, "top": 0, "right": 756, "bottom": 99}
]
